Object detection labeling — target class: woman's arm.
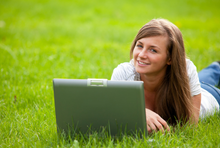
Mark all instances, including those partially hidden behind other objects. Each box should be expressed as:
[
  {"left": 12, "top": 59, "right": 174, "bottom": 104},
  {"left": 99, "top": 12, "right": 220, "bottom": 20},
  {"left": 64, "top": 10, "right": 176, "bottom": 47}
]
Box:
[
  {"left": 186, "top": 60, "right": 202, "bottom": 124},
  {"left": 191, "top": 93, "right": 201, "bottom": 124}
]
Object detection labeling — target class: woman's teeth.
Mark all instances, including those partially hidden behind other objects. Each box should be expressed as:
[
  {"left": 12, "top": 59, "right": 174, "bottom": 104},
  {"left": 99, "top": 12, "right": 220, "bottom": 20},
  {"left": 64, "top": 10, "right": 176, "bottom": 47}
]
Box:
[{"left": 139, "top": 61, "right": 147, "bottom": 65}]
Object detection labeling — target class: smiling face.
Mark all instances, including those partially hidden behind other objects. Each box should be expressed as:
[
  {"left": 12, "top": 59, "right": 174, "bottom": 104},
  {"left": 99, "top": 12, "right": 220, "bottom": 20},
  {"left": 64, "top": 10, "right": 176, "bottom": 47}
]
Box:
[{"left": 133, "top": 35, "right": 171, "bottom": 77}]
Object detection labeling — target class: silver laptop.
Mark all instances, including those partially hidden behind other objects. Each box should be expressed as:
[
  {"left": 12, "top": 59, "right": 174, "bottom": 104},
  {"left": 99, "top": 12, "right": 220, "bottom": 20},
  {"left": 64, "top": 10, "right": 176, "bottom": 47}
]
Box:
[{"left": 53, "top": 78, "right": 147, "bottom": 136}]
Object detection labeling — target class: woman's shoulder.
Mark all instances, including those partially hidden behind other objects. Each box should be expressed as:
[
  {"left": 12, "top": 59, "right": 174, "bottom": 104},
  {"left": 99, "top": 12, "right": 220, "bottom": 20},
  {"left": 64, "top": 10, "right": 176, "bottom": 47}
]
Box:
[
  {"left": 186, "top": 58, "right": 198, "bottom": 79},
  {"left": 185, "top": 58, "right": 201, "bottom": 96},
  {"left": 111, "top": 60, "right": 139, "bottom": 81},
  {"left": 186, "top": 58, "right": 197, "bottom": 71}
]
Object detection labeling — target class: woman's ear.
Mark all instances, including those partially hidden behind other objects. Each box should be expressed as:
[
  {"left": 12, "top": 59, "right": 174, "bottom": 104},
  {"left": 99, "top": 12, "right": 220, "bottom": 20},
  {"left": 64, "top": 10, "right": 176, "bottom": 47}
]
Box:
[{"left": 167, "top": 58, "right": 171, "bottom": 65}]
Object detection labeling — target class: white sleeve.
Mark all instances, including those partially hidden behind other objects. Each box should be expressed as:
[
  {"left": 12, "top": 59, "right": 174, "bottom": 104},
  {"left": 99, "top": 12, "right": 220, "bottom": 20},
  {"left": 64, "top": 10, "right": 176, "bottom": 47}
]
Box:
[
  {"left": 186, "top": 59, "right": 201, "bottom": 96},
  {"left": 111, "top": 64, "right": 127, "bottom": 80},
  {"left": 111, "top": 62, "right": 136, "bottom": 81},
  {"left": 200, "top": 89, "right": 219, "bottom": 118}
]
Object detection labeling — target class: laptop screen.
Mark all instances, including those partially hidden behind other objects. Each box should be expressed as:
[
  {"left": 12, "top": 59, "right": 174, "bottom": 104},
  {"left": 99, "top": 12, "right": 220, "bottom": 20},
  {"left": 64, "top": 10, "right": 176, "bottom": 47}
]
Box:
[{"left": 53, "top": 79, "right": 147, "bottom": 137}]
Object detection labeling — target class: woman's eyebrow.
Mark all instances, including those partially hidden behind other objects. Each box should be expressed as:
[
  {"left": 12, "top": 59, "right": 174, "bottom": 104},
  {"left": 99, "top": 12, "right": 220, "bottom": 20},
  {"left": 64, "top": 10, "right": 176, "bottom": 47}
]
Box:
[
  {"left": 137, "top": 41, "right": 143, "bottom": 44},
  {"left": 149, "top": 45, "right": 161, "bottom": 50},
  {"left": 136, "top": 41, "right": 161, "bottom": 50}
]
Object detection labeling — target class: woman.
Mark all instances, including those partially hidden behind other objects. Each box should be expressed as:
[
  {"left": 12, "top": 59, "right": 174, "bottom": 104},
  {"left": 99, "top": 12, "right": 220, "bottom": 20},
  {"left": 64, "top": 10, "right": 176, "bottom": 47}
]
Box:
[{"left": 111, "top": 19, "right": 220, "bottom": 133}]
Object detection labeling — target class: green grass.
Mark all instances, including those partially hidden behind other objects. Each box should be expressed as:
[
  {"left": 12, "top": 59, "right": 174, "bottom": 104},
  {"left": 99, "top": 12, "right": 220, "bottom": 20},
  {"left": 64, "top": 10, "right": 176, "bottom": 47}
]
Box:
[{"left": 1, "top": 0, "right": 220, "bottom": 147}]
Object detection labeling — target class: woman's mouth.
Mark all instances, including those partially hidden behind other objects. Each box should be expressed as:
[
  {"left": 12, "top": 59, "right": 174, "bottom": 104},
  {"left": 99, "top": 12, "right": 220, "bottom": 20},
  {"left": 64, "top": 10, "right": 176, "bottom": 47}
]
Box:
[{"left": 138, "top": 61, "right": 150, "bottom": 65}]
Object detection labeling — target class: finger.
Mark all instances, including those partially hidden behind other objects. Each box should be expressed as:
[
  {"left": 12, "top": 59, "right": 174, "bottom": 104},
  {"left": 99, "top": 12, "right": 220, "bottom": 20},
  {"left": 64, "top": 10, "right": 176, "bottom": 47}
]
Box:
[
  {"left": 148, "top": 121, "right": 158, "bottom": 132},
  {"left": 164, "top": 124, "right": 170, "bottom": 132},
  {"left": 157, "top": 117, "right": 170, "bottom": 131},
  {"left": 153, "top": 120, "right": 165, "bottom": 133},
  {"left": 161, "top": 121, "right": 170, "bottom": 132},
  {"left": 147, "top": 125, "right": 152, "bottom": 134}
]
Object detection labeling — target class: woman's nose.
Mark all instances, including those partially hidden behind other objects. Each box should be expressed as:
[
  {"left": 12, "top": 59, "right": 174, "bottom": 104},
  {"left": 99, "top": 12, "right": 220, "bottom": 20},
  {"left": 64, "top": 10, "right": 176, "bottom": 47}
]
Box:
[{"left": 138, "top": 49, "right": 147, "bottom": 58}]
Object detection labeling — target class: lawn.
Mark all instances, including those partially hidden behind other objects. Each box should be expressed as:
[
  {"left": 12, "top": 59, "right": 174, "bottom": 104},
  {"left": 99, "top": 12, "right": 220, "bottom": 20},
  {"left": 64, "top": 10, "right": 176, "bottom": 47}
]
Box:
[{"left": 0, "top": 0, "right": 220, "bottom": 147}]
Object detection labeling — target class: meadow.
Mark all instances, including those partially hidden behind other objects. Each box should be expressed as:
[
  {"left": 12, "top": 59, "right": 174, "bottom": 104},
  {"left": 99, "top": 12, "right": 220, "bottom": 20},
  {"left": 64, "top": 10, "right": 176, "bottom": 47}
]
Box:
[{"left": 1, "top": 0, "right": 220, "bottom": 147}]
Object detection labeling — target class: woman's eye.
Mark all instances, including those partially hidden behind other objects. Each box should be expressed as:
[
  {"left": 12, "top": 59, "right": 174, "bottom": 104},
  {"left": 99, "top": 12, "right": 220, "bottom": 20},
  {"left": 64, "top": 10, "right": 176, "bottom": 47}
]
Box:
[
  {"left": 136, "top": 44, "right": 143, "bottom": 48},
  {"left": 150, "top": 49, "right": 157, "bottom": 53}
]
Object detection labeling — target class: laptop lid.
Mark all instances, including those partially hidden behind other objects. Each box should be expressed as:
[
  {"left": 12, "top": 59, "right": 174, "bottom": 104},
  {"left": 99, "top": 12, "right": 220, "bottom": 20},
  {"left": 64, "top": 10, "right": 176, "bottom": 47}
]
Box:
[{"left": 53, "top": 78, "right": 147, "bottom": 136}]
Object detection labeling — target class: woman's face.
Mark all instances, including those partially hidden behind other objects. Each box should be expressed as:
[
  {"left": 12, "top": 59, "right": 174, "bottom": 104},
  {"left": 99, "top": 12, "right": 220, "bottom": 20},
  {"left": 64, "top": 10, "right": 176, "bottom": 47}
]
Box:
[{"left": 133, "top": 35, "right": 171, "bottom": 76}]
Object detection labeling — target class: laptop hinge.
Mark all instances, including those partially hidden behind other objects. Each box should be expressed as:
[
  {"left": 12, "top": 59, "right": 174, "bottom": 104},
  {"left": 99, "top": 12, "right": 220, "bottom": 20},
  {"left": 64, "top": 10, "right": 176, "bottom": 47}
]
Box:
[{"left": 87, "top": 79, "right": 107, "bottom": 87}]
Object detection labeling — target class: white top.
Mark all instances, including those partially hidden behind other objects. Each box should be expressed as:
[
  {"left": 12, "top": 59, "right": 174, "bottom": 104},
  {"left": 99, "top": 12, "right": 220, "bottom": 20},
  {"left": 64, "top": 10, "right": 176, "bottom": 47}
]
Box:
[{"left": 111, "top": 59, "right": 219, "bottom": 118}]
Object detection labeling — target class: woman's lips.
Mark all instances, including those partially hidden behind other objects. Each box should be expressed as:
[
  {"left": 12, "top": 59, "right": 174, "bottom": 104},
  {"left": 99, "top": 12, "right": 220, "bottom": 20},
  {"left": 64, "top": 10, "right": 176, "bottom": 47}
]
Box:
[{"left": 138, "top": 60, "right": 150, "bottom": 65}]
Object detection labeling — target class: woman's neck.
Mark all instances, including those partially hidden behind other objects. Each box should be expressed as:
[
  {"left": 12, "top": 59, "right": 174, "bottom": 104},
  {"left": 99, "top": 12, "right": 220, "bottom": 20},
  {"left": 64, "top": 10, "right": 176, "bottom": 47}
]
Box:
[
  {"left": 140, "top": 72, "right": 165, "bottom": 111},
  {"left": 140, "top": 73, "right": 165, "bottom": 93}
]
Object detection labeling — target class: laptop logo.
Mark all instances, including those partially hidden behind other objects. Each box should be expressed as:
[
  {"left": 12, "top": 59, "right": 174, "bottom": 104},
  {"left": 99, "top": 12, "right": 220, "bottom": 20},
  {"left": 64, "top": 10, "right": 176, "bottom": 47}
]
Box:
[{"left": 87, "top": 79, "right": 107, "bottom": 87}]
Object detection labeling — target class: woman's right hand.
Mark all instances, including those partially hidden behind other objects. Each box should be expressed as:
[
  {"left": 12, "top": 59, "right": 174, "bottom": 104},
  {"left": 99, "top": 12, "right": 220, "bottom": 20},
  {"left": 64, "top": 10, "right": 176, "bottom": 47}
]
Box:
[{"left": 145, "top": 108, "right": 170, "bottom": 133}]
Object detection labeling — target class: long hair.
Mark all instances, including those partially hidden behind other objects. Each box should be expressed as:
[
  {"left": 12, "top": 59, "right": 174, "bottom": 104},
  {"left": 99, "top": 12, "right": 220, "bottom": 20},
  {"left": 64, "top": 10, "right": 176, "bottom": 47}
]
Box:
[{"left": 130, "top": 19, "right": 192, "bottom": 125}]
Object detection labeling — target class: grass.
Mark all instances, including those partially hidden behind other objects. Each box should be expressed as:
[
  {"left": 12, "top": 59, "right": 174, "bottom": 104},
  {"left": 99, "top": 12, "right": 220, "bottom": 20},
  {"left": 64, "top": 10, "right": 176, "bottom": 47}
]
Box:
[{"left": 1, "top": 0, "right": 220, "bottom": 147}]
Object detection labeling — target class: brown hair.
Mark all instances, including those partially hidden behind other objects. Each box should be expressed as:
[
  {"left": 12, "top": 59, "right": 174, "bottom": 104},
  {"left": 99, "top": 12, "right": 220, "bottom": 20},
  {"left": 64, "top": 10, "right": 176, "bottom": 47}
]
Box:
[{"left": 130, "top": 19, "right": 192, "bottom": 125}]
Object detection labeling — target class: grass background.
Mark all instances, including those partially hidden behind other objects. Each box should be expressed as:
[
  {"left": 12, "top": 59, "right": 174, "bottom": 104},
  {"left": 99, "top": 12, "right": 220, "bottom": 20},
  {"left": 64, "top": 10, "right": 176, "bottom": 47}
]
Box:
[{"left": 1, "top": 0, "right": 220, "bottom": 147}]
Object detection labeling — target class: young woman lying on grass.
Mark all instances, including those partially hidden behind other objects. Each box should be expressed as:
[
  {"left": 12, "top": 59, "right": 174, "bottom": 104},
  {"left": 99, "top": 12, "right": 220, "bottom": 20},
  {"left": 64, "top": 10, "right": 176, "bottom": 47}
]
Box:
[{"left": 111, "top": 19, "right": 220, "bottom": 133}]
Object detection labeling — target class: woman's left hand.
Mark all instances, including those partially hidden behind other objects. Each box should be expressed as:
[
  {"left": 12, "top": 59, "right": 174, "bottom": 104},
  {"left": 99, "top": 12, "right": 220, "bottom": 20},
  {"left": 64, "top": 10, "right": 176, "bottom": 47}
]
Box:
[{"left": 146, "top": 108, "right": 170, "bottom": 133}]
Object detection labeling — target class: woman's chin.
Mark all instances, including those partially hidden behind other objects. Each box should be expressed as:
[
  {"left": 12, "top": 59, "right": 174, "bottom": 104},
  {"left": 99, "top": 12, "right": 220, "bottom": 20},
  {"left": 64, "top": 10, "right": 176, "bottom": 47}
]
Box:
[{"left": 136, "top": 69, "right": 147, "bottom": 74}]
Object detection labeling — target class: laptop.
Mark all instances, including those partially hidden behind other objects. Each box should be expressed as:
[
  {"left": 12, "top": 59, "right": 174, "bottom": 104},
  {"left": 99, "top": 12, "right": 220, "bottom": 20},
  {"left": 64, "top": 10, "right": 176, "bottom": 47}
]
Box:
[{"left": 53, "top": 78, "right": 147, "bottom": 137}]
